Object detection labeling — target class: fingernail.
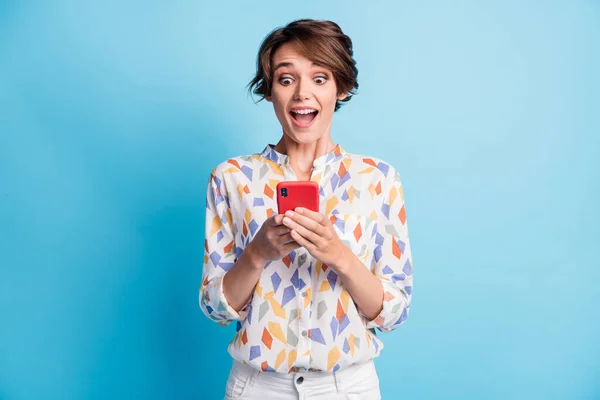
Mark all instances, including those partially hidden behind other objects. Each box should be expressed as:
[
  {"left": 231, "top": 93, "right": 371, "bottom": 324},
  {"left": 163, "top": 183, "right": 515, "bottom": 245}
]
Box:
[
  {"left": 296, "top": 208, "right": 303, "bottom": 214},
  {"left": 285, "top": 210, "right": 294, "bottom": 217}
]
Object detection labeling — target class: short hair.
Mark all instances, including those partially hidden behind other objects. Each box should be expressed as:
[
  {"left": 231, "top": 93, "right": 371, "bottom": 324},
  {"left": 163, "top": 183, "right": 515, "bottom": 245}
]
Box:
[{"left": 247, "top": 19, "right": 359, "bottom": 112}]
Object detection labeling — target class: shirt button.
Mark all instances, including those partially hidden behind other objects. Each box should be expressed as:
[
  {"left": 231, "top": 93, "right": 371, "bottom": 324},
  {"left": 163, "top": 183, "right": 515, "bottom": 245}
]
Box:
[
  {"left": 301, "top": 330, "right": 308, "bottom": 337},
  {"left": 301, "top": 291, "right": 308, "bottom": 298},
  {"left": 296, "top": 376, "right": 304, "bottom": 384}
]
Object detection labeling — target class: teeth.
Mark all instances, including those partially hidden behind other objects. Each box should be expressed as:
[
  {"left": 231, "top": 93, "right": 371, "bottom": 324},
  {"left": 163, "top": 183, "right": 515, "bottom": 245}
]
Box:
[{"left": 291, "top": 109, "right": 317, "bottom": 115}]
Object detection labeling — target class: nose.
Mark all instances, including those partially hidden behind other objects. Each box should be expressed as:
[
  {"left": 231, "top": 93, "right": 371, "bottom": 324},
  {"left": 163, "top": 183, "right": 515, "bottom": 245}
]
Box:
[{"left": 293, "top": 77, "right": 312, "bottom": 100}]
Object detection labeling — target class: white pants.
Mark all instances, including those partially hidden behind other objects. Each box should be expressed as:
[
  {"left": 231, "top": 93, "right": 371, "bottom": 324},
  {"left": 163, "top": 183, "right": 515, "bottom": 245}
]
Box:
[{"left": 224, "top": 359, "right": 381, "bottom": 400}]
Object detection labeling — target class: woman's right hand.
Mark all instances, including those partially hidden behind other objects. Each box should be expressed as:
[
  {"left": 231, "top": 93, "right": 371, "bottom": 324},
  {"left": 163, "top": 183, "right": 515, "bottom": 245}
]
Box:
[{"left": 246, "top": 214, "right": 301, "bottom": 267}]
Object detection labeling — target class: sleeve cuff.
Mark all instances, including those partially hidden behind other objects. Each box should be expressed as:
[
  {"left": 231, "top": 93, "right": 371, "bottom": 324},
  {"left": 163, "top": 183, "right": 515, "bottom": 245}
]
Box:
[
  {"left": 202, "top": 275, "right": 250, "bottom": 323},
  {"left": 364, "top": 279, "right": 409, "bottom": 331}
]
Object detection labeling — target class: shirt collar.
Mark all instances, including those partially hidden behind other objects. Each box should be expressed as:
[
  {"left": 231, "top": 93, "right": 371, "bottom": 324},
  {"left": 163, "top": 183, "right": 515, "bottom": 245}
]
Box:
[{"left": 260, "top": 144, "right": 346, "bottom": 168}]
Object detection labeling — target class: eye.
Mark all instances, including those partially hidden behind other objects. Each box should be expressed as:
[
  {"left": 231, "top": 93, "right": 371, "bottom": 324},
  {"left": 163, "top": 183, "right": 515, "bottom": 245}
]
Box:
[
  {"left": 314, "top": 75, "right": 328, "bottom": 85},
  {"left": 278, "top": 77, "right": 293, "bottom": 86}
]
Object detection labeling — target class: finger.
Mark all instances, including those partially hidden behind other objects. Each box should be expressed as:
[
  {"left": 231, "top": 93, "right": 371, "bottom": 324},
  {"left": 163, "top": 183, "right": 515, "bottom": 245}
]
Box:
[
  {"left": 271, "top": 225, "right": 291, "bottom": 236},
  {"left": 290, "top": 229, "right": 316, "bottom": 252},
  {"left": 283, "top": 215, "right": 321, "bottom": 245},
  {"left": 278, "top": 233, "right": 296, "bottom": 245},
  {"left": 268, "top": 214, "right": 286, "bottom": 227},
  {"left": 282, "top": 241, "right": 302, "bottom": 254},
  {"left": 295, "top": 207, "right": 328, "bottom": 226},
  {"left": 285, "top": 210, "right": 326, "bottom": 237}
]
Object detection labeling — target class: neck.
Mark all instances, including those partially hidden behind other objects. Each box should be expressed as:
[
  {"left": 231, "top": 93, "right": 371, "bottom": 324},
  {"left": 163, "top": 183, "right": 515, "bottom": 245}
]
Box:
[{"left": 274, "top": 134, "right": 336, "bottom": 180}]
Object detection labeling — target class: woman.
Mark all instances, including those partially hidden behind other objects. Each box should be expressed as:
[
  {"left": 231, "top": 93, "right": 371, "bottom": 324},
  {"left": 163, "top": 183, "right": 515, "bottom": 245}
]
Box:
[{"left": 200, "top": 19, "right": 413, "bottom": 399}]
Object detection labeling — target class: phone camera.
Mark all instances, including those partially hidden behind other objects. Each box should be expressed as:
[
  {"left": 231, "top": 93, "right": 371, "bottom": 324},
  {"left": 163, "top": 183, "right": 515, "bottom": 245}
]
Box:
[{"left": 280, "top": 187, "right": 288, "bottom": 197}]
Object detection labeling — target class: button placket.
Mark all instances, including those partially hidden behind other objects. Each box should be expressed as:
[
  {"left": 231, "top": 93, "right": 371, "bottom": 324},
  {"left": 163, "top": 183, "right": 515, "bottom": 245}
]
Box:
[
  {"left": 296, "top": 327, "right": 310, "bottom": 370},
  {"left": 296, "top": 251, "right": 311, "bottom": 369},
  {"left": 296, "top": 252, "right": 312, "bottom": 361}
]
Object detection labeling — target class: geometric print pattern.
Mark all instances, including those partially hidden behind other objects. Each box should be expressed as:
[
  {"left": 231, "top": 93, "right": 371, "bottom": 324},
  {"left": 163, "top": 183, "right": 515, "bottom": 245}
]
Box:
[{"left": 200, "top": 144, "right": 413, "bottom": 373}]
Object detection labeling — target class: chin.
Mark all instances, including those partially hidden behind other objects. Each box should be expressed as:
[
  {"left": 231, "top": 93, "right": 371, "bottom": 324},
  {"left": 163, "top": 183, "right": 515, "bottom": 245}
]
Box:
[{"left": 285, "top": 128, "right": 322, "bottom": 144}]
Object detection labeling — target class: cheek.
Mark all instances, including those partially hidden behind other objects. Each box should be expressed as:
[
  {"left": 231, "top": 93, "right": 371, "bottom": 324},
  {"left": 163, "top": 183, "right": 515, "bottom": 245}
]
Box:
[
  {"left": 270, "top": 96, "right": 287, "bottom": 117},
  {"left": 274, "top": 104, "right": 289, "bottom": 122},
  {"left": 319, "top": 94, "right": 338, "bottom": 116},
  {"left": 272, "top": 91, "right": 290, "bottom": 109}
]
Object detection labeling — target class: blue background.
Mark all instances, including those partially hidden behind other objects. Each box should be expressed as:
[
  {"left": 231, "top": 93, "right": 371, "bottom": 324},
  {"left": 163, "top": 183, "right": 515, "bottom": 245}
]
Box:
[{"left": 1, "top": 1, "right": 599, "bottom": 399}]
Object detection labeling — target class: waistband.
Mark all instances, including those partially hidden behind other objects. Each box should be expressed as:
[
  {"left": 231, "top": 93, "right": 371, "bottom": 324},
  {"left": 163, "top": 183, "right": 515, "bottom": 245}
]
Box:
[{"left": 230, "top": 359, "right": 376, "bottom": 392}]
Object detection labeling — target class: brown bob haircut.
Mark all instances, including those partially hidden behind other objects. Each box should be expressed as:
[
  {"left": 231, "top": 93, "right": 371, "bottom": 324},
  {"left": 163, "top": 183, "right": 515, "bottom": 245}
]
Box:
[{"left": 247, "top": 19, "right": 359, "bottom": 112}]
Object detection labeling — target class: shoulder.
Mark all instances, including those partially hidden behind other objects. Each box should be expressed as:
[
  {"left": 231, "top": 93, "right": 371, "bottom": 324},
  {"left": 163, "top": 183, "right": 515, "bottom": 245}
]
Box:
[
  {"left": 343, "top": 150, "right": 401, "bottom": 184},
  {"left": 209, "top": 153, "right": 263, "bottom": 179}
]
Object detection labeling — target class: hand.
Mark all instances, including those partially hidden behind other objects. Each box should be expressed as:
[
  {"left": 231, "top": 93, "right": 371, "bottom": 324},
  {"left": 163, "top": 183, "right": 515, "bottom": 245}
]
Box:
[
  {"left": 246, "top": 214, "right": 301, "bottom": 268},
  {"left": 282, "top": 207, "right": 351, "bottom": 272}
]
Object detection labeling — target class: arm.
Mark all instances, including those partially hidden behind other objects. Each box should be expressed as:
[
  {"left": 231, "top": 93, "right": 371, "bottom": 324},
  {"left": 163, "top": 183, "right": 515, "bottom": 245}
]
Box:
[
  {"left": 199, "top": 169, "right": 246, "bottom": 325},
  {"left": 282, "top": 167, "right": 413, "bottom": 332},
  {"left": 282, "top": 209, "right": 385, "bottom": 320},
  {"left": 363, "top": 168, "right": 413, "bottom": 332},
  {"left": 327, "top": 247, "right": 383, "bottom": 319},
  {"left": 200, "top": 169, "right": 300, "bottom": 324},
  {"left": 221, "top": 243, "right": 265, "bottom": 312},
  {"left": 224, "top": 213, "right": 300, "bottom": 309},
  {"left": 331, "top": 248, "right": 385, "bottom": 321}
]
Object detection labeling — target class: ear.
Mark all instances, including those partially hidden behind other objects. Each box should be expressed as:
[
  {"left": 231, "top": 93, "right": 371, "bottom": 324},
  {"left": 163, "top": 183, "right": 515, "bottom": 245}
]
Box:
[
  {"left": 337, "top": 92, "right": 348, "bottom": 101},
  {"left": 265, "top": 95, "right": 272, "bottom": 102}
]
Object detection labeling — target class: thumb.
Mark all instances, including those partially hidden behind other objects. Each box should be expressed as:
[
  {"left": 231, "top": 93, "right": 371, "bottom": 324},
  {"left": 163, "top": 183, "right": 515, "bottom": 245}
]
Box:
[{"left": 271, "top": 214, "right": 285, "bottom": 226}]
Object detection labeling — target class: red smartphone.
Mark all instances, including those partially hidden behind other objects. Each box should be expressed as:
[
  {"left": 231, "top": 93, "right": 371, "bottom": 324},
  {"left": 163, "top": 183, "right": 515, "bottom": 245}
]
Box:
[{"left": 276, "top": 181, "right": 320, "bottom": 215}]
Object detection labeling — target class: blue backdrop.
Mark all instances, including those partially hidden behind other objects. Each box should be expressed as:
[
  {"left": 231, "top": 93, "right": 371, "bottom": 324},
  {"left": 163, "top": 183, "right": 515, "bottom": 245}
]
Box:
[{"left": 1, "top": 1, "right": 599, "bottom": 399}]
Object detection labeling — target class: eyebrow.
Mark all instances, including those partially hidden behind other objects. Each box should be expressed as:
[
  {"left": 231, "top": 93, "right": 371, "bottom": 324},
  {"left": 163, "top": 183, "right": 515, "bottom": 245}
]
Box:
[{"left": 273, "top": 62, "right": 325, "bottom": 72}]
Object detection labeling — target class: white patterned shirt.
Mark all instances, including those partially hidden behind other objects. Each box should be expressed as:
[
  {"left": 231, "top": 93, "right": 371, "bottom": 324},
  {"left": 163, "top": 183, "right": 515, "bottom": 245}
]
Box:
[{"left": 199, "top": 144, "right": 413, "bottom": 373}]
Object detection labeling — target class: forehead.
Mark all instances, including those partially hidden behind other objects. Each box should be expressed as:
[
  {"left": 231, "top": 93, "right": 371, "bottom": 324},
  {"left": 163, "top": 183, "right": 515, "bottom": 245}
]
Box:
[{"left": 272, "top": 42, "right": 318, "bottom": 68}]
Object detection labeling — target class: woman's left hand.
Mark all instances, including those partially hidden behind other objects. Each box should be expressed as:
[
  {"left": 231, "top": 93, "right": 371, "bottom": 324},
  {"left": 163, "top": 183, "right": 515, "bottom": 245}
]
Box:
[{"left": 282, "top": 207, "right": 351, "bottom": 272}]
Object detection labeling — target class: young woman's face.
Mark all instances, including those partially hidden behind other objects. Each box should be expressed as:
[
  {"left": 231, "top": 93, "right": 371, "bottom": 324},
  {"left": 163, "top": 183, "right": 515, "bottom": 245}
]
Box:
[{"left": 267, "top": 42, "right": 347, "bottom": 144}]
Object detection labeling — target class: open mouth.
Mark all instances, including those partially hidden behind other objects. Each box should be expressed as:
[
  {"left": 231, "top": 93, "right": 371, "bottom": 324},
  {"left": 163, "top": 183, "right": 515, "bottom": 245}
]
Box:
[{"left": 290, "top": 109, "right": 319, "bottom": 128}]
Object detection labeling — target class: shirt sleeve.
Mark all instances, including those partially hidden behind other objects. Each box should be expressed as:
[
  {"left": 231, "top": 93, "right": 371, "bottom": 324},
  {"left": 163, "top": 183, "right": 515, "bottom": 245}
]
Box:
[
  {"left": 199, "top": 169, "right": 250, "bottom": 325},
  {"left": 364, "top": 167, "right": 413, "bottom": 332}
]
